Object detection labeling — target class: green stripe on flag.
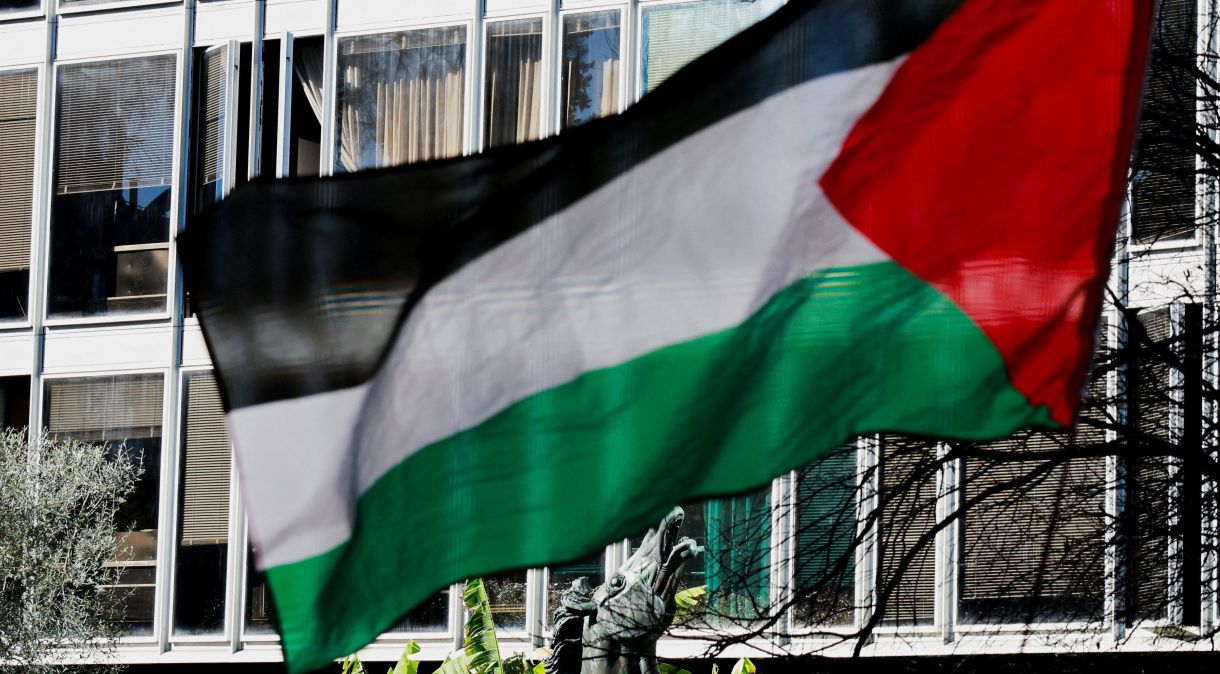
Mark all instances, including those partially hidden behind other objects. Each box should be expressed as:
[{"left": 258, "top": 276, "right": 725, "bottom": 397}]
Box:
[{"left": 267, "top": 260, "right": 1052, "bottom": 672}]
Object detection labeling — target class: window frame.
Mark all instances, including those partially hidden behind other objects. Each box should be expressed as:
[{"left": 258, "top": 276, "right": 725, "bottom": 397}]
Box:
[
  {"left": 167, "top": 365, "right": 242, "bottom": 645},
  {"left": 57, "top": 0, "right": 181, "bottom": 16},
  {"left": 0, "top": 63, "right": 43, "bottom": 330},
  {"left": 555, "top": 3, "right": 627, "bottom": 132},
  {"left": 477, "top": 12, "right": 551, "bottom": 152},
  {"left": 42, "top": 48, "right": 183, "bottom": 326},
  {"left": 329, "top": 17, "right": 478, "bottom": 175},
  {"left": 39, "top": 367, "right": 172, "bottom": 645}
]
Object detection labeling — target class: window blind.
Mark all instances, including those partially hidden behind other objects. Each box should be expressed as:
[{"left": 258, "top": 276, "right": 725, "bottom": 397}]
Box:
[
  {"left": 1133, "top": 0, "right": 1197, "bottom": 243},
  {"left": 793, "top": 444, "right": 856, "bottom": 625},
  {"left": 46, "top": 374, "right": 164, "bottom": 442},
  {"left": 0, "top": 68, "right": 36, "bottom": 274},
  {"left": 199, "top": 48, "right": 229, "bottom": 187},
  {"left": 180, "top": 372, "right": 231, "bottom": 546},
  {"left": 878, "top": 436, "right": 937, "bottom": 624},
  {"left": 959, "top": 344, "right": 1108, "bottom": 621},
  {"left": 641, "top": 0, "right": 764, "bottom": 94},
  {"left": 55, "top": 55, "right": 177, "bottom": 195}
]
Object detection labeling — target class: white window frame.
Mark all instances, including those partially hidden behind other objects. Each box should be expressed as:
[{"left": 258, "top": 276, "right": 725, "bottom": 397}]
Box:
[
  {"left": 328, "top": 17, "right": 478, "bottom": 175},
  {"left": 41, "top": 48, "right": 184, "bottom": 328},
  {"left": 39, "top": 367, "right": 173, "bottom": 646},
  {"left": 0, "top": 63, "right": 44, "bottom": 331}
]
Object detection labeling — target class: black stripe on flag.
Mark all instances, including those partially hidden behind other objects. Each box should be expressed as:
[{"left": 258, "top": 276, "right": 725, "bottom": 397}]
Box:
[{"left": 181, "top": 0, "right": 965, "bottom": 411}]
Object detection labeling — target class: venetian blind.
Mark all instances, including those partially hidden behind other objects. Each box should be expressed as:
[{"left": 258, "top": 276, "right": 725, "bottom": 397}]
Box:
[
  {"left": 1130, "top": 308, "right": 1175, "bottom": 622},
  {"left": 878, "top": 436, "right": 937, "bottom": 624},
  {"left": 793, "top": 444, "right": 856, "bottom": 625},
  {"left": 55, "top": 55, "right": 177, "bottom": 195},
  {"left": 641, "top": 0, "right": 764, "bottom": 94},
  {"left": 47, "top": 374, "right": 164, "bottom": 443},
  {"left": 960, "top": 339, "right": 1108, "bottom": 621},
  {"left": 181, "top": 372, "right": 231, "bottom": 546},
  {"left": 0, "top": 68, "right": 36, "bottom": 274},
  {"left": 199, "top": 47, "right": 229, "bottom": 187},
  {"left": 1133, "top": 0, "right": 1197, "bottom": 243}
]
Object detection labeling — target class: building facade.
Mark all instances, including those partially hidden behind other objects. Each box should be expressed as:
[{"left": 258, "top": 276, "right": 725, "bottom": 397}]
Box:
[{"left": 0, "top": 0, "right": 1217, "bottom": 668}]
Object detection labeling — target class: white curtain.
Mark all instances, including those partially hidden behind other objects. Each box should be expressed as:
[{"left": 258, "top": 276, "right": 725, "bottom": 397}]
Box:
[{"left": 336, "top": 29, "right": 467, "bottom": 171}]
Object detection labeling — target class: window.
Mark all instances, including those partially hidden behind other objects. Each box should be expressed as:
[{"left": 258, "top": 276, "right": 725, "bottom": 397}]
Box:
[
  {"left": 245, "top": 551, "right": 278, "bottom": 635},
  {"left": 957, "top": 329, "right": 1109, "bottom": 625},
  {"left": 0, "top": 376, "right": 29, "bottom": 430},
  {"left": 630, "top": 492, "right": 770, "bottom": 628},
  {"left": 289, "top": 37, "right": 324, "bottom": 177},
  {"left": 0, "top": 68, "right": 35, "bottom": 322},
  {"left": 792, "top": 444, "right": 856, "bottom": 626},
  {"left": 335, "top": 26, "right": 467, "bottom": 171},
  {"left": 45, "top": 373, "right": 164, "bottom": 635},
  {"left": 1132, "top": 0, "right": 1197, "bottom": 244},
  {"left": 639, "top": 0, "right": 766, "bottom": 95},
  {"left": 0, "top": 0, "right": 40, "bottom": 15},
  {"left": 484, "top": 18, "right": 543, "bottom": 148},
  {"left": 484, "top": 572, "right": 528, "bottom": 631},
  {"left": 1127, "top": 306, "right": 1203, "bottom": 625},
  {"left": 560, "top": 11, "right": 620, "bottom": 129},
  {"left": 174, "top": 371, "right": 231, "bottom": 635},
  {"left": 193, "top": 46, "right": 235, "bottom": 215},
  {"left": 959, "top": 438, "right": 1106, "bottom": 624},
  {"left": 546, "top": 553, "right": 604, "bottom": 630},
  {"left": 878, "top": 436, "right": 937, "bottom": 625},
  {"left": 49, "top": 55, "right": 176, "bottom": 319},
  {"left": 385, "top": 589, "right": 450, "bottom": 633}
]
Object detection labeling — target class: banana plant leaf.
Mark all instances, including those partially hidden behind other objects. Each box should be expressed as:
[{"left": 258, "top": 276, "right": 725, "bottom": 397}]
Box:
[{"left": 463, "top": 578, "right": 504, "bottom": 674}]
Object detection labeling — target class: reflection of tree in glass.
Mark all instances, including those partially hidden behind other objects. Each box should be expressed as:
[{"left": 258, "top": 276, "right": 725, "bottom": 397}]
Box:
[{"left": 562, "top": 12, "right": 620, "bottom": 129}]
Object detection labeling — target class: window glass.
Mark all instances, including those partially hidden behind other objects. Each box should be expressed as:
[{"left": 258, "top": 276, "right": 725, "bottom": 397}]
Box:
[
  {"left": 484, "top": 572, "right": 527, "bottom": 631},
  {"left": 0, "top": 68, "right": 36, "bottom": 322},
  {"left": 560, "top": 10, "right": 620, "bottom": 129},
  {"left": 959, "top": 441, "right": 1106, "bottom": 624},
  {"left": 385, "top": 589, "right": 450, "bottom": 633},
  {"left": 0, "top": 0, "right": 40, "bottom": 14},
  {"left": 484, "top": 18, "right": 543, "bottom": 148},
  {"left": 1132, "top": 0, "right": 1197, "bottom": 244},
  {"left": 335, "top": 26, "right": 467, "bottom": 171},
  {"left": 0, "top": 376, "right": 30, "bottom": 430},
  {"left": 628, "top": 491, "right": 770, "bottom": 628},
  {"left": 194, "top": 47, "right": 231, "bottom": 215},
  {"left": 244, "top": 550, "right": 279, "bottom": 635},
  {"left": 545, "top": 553, "right": 604, "bottom": 630},
  {"left": 45, "top": 373, "right": 164, "bottom": 636},
  {"left": 878, "top": 436, "right": 936, "bottom": 625},
  {"left": 174, "top": 372, "right": 230, "bottom": 635},
  {"left": 50, "top": 55, "right": 176, "bottom": 318},
  {"left": 290, "top": 37, "right": 324, "bottom": 177},
  {"left": 792, "top": 444, "right": 856, "bottom": 627},
  {"left": 639, "top": 0, "right": 769, "bottom": 95}
]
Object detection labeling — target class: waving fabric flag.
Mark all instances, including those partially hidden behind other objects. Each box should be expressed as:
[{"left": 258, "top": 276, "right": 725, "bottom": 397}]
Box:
[{"left": 180, "top": 0, "right": 1154, "bottom": 670}]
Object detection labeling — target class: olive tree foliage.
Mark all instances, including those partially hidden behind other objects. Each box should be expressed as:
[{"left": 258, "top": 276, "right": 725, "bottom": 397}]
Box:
[
  {"left": 615, "top": 0, "right": 1220, "bottom": 659},
  {"left": 0, "top": 428, "right": 141, "bottom": 673}
]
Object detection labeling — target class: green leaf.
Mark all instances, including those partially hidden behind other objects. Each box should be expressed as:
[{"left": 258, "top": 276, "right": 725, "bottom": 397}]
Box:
[
  {"left": 659, "top": 663, "right": 693, "bottom": 674},
  {"left": 502, "top": 652, "right": 527, "bottom": 674},
  {"left": 730, "top": 658, "right": 756, "bottom": 674},
  {"left": 436, "top": 650, "right": 471, "bottom": 674},
  {"left": 530, "top": 661, "right": 546, "bottom": 674},
  {"left": 463, "top": 578, "right": 503, "bottom": 674},
  {"left": 388, "top": 640, "right": 421, "bottom": 674},
  {"left": 673, "top": 585, "right": 707, "bottom": 616},
  {"left": 342, "top": 654, "right": 366, "bottom": 674}
]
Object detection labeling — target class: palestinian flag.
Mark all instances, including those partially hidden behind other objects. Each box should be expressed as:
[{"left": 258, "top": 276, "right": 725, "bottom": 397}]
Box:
[{"left": 180, "top": 0, "right": 1154, "bottom": 670}]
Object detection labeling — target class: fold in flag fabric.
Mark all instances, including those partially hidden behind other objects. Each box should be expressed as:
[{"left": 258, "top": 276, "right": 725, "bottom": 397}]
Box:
[{"left": 180, "top": 0, "right": 1154, "bottom": 670}]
